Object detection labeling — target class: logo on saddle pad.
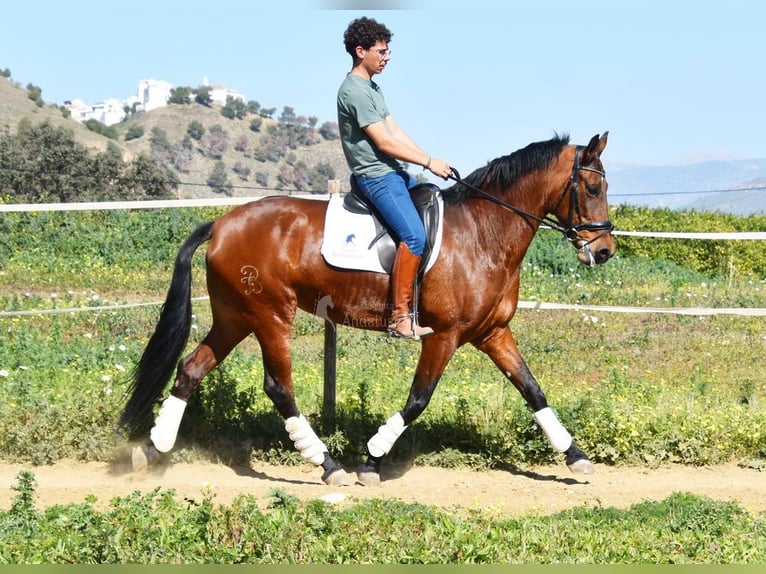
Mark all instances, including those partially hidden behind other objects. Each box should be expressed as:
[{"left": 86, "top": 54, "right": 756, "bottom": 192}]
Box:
[{"left": 320, "top": 184, "right": 444, "bottom": 275}]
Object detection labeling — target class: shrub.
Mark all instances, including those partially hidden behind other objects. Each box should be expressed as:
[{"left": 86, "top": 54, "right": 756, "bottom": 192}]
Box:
[
  {"left": 124, "top": 125, "right": 144, "bottom": 141},
  {"left": 612, "top": 205, "right": 766, "bottom": 277}
]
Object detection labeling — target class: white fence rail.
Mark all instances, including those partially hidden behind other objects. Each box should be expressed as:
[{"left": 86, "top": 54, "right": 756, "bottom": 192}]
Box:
[
  {"left": 2, "top": 197, "right": 764, "bottom": 240},
  {"left": 2, "top": 298, "right": 765, "bottom": 318}
]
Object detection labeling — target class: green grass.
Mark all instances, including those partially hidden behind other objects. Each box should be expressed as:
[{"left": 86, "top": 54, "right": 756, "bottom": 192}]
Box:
[
  {"left": 0, "top": 267, "right": 763, "bottom": 470},
  {"left": 2, "top": 470, "right": 764, "bottom": 564}
]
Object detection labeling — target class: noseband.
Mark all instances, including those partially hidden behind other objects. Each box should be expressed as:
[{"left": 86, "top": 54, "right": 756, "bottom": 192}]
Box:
[{"left": 449, "top": 146, "right": 614, "bottom": 249}]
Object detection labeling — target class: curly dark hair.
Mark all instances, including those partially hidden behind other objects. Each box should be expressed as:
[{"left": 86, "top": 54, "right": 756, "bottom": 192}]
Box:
[{"left": 343, "top": 17, "right": 393, "bottom": 57}]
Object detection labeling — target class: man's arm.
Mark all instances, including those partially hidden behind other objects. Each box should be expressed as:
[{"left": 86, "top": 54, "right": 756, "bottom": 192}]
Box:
[{"left": 363, "top": 115, "right": 451, "bottom": 178}]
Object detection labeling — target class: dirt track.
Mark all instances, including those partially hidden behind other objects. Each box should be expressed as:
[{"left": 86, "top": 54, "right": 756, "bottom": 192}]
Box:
[{"left": 1, "top": 458, "right": 765, "bottom": 517}]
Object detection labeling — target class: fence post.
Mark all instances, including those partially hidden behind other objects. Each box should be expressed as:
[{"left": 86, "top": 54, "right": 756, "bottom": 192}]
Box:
[
  {"left": 323, "top": 179, "right": 341, "bottom": 428},
  {"left": 327, "top": 179, "right": 341, "bottom": 195},
  {"left": 323, "top": 319, "right": 337, "bottom": 428}
]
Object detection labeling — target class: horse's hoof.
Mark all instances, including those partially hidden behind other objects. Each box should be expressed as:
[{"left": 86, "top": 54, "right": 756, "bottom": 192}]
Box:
[
  {"left": 567, "top": 458, "right": 595, "bottom": 474},
  {"left": 322, "top": 467, "right": 351, "bottom": 487},
  {"left": 131, "top": 443, "right": 159, "bottom": 471},
  {"left": 356, "top": 468, "right": 381, "bottom": 487}
]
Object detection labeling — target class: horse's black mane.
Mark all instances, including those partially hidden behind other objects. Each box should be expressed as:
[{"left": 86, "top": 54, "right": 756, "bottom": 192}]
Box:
[{"left": 442, "top": 133, "right": 570, "bottom": 205}]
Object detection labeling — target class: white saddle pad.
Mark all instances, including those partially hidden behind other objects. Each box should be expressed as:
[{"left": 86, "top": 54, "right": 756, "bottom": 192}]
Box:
[{"left": 320, "top": 193, "right": 444, "bottom": 274}]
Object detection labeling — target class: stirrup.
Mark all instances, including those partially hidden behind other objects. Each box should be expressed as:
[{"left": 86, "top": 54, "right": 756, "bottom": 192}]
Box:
[{"left": 387, "top": 313, "right": 434, "bottom": 340}]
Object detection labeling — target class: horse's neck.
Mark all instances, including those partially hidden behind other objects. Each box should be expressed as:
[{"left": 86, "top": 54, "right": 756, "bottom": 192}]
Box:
[
  {"left": 448, "top": 189, "right": 540, "bottom": 267},
  {"left": 480, "top": 173, "right": 549, "bottom": 223}
]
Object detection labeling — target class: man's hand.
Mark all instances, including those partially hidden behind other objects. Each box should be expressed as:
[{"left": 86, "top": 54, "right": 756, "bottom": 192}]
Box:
[{"left": 427, "top": 157, "right": 452, "bottom": 179}]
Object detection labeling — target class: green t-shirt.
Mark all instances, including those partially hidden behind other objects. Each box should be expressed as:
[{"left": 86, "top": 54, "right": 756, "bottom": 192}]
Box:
[{"left": 337, "top": 73, "right": 403, "bottom": 178}]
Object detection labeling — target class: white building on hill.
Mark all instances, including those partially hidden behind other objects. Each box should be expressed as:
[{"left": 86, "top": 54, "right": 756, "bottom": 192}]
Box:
[
  {"left": 202, "top": 75, "right": 245, "bottom": 105},
  {"left": 90, "top": 98, "right": 126, "bottom": 125},
  {"left": 65, "top": 97, "right": 126, "bottom": 126},
  {"left": 65, "top": 77, "right": 245, "bottom": 126},
  {"left": 64, "top": 99, "right": 91, "bottom": 123},
  {"left": 134, "top": 78, "right": 174, "bottom": 112}
]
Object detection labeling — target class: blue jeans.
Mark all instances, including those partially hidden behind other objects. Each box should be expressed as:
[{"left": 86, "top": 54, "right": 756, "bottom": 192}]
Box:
[{"left": 353, "top": 171, "right": 425, "bottom": 256}]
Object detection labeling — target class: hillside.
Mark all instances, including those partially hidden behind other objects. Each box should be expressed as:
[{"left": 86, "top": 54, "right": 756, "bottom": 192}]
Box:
[
  {"left": 117, "top": 105, "right": 351, "bottom": 199},
  {"left": 0, "top": 76, "right": 112, "bottom": 153},
  {"left": 0, "top": 76, "right": 351, "bottom": 199},
  {"left": 4, "top": 75, "right": 765, "bottom": 211}
]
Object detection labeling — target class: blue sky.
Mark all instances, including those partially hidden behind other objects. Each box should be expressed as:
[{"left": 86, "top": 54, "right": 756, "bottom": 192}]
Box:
[{"left": 2, "top": 0, "right": 764, "bottom": 171}]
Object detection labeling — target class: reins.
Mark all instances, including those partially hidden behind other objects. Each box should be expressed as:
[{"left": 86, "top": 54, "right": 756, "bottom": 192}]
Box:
[
  {"left": 447, "top": 146, "right": 614, "bottom": 247},
  {"left": 447, "top": 168, "right": 566, "bottom": 234}
]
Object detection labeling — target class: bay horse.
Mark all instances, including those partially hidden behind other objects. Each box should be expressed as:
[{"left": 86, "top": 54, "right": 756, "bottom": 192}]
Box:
[{"left": 119, "top": 132, "right": 615, "bottom": 486}]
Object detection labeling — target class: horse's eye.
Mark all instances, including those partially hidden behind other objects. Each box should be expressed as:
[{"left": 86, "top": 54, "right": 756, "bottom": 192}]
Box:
[{"left": 586, "top": 184, "right": 601, "bottom": 197}]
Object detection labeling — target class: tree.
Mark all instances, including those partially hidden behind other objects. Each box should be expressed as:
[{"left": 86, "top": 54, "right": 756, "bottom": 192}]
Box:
[
  {"left": 168, "top": 136, "right": 194, "bottom": 173},
  {"left": 277, "top": 163, "right": 295, "bottom": 189},
  {"left": 187, "top": 120, "right": 205, "bottom": 141},
  {"left": 149, "top": 127, "right": 171, "bottom": 153},
  {"left": 25, "top": 84, "right": 43, "bottom": 107},
  {"left": 221, "top": 103, "right": 235, "bottom": 120},
  {"left": 279, "top": 106, "right": 297, "bottom": 126},
  {"left": 1, "top": 69, "right": 11, "bottom": 78},
  {"left": 253, "top": 125, "right": 286, "bottom": 162},
  {"left": 149, "top": 127, "right": 174, "bottom": 171},
  {"left": 0, "top": 126, "right": 28, "bottom": 198},
  {"left": 168, "top": 86, "right": 193, "bottom": 105},
  {"left": 195, "top": 85, "right": 212, "bottom": 107},
  {"left": 221, "top": 95, "right": 248, "bottom": 120},
  {"left": 120, "top": 153, "right": 176, "bottom": 199},
  {"left": 81, "top": 144, "right": 125, "bottom": 201},
  {"left": 307, "top": 161, "right": 336, "bottom": 191},
  {"left": 9, "top": 119, "right": 85, "bottom": 201},
  {"left": 200, "top": 124, "right": 229, "bottom": 159},
  {"left": 0, "top": 120, "right": 175, "bottom": 202},
  {"left": 125, "top": 125, "right": 144, "bottom": 141},
  {"left": 319, "top": 121, "right": 339, "bottom": 141},
  {"left": 233, "top": 161, "right": 251, "bottom": 181},
  {"left": 255, "top": 171, "right": 269, "bottom": 187},
  {"left": 317, "top": 161, "right": 336, "bottom": 179},
  {"left": 83, "top": 119, "right": 118, "bottom": 140},
  {"left": 207, "top": 161, "right": 232, "bottom": 195},
  {"left": 234, "top": 99, "right": 248, "bottom": 120},
  {"left": 234, "top": 134, "right": 250, "bottom": 154},
  {"left": 249, "top": 117, "right": 262, "bottom": 132}
]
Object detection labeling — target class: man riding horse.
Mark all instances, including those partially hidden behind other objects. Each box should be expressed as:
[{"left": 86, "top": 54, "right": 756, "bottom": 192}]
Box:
[{"left": 337, "top": 17, "right": 452, "bottom": 339}]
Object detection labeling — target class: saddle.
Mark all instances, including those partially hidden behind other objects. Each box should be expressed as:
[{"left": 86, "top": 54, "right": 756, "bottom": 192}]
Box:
[{"left": 343, "top": 176, "right": 442, "bottom": 275}]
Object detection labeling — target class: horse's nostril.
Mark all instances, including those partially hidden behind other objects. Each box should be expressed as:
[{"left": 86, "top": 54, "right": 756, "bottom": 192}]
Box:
[{"left": 597, "top": 248, "right": 613, "bottom": 263}]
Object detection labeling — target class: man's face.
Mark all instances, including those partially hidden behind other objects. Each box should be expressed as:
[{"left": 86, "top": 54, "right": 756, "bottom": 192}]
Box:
[{"left": 359, "top": 40, "right": 391, "bottom": 76}]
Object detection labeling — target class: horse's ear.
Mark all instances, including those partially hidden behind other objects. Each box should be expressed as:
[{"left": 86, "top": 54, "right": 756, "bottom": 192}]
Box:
[{"left": 583, "top": 131, "right": 609, "bottom": 164}]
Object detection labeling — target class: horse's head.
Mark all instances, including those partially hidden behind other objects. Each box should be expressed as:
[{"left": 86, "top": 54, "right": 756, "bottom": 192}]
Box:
[{"left": 552, "top": 132, "right": 616, "bottom": 266}]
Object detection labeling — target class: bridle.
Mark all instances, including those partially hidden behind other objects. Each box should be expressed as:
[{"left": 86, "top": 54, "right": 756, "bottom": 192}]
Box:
[{"left": 447, "top": 145, "right": 614, "bottom": 259}]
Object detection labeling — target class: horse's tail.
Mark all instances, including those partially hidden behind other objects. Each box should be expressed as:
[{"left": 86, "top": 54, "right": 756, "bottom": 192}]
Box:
[{"left": 118, "top": 221, "right": 215, "bottom": 431}]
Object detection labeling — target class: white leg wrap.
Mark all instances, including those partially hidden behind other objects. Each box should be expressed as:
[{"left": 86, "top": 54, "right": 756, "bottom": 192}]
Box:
[
  {"left": 367, "top": 412, "right": 407, "bottom": 458},
  {"left": 285, "top": 415, "right": 327, "bottom": 466},
  {"left": 149, "top": 395, "right": 187, "bottom": 453},
  {"left": 534, "top": 407, "right": 572, "bottom": 452}
]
